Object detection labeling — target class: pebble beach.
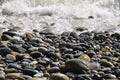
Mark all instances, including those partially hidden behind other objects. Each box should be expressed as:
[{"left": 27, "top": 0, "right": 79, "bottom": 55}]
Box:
[
  {"left": 0, "top": 29, "right": 120, "bottom": 80},
  {"left": 0, "top": 0, "right": 120, "bottom": 80}
]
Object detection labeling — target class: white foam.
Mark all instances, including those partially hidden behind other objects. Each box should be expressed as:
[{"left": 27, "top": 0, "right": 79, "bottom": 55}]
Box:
[{"left": 0, "top": 0, "right": 120, "bottom": 34}]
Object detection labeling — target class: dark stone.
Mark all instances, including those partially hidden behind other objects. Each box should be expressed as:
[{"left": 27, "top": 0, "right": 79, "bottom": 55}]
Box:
[
  {"left": 48, "top": 67, "right": 60, "bottom": 73},
  {"left": 30, "top": 51, "right": 43, "bottom": 58},
  {"left": 70, "top": 31, "right": 79, "bottom": 39},
  {"left": 8, "top": 63, "right": 22, "bottom": 70},
  {"left": 65, "top": 59, "right": 89, "bottom": 73},
  {"left": 111, "top": 33, "right": 120, "bottom": 40},
  {"left": 64, "top": 54, "right": 74, "bottom": 59},
  {"left": 0, "top": 46, "right": 12, "bottom": 57},
  {"left": 9, "top": 45, "right": 26, "bottom": 53},
  {"left": 23, "top": 69, "right": 38, "bottom": 76},
  {"left": 3, "top": 30, "right": 18, "bottom": 37},
  {"left": 38, "top": 47, "right": 48, "bottom": 54},
  {"left": 1, "top": 34, "right": 13, "bottom": 40},
  {"left": 113, "top": 69, "right": 120, "bottom": 76}
]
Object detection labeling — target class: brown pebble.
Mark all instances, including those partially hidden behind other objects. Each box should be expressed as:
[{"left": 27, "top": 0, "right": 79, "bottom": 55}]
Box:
[
  {"left": 79, "top": 54, "right": 91, "bottom": 62},
  {"left": 6, "top": 73, "right": 21, "bottom": 78}
]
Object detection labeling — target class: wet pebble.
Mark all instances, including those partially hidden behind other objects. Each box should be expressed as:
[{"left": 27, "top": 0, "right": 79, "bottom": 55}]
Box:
[
  {"left": 79, "top": 54, "right": 91, "bottom": 62},
  {"left": 30, "top": 51, "right": 43, "bottom": 58},
  {"left": 0, "top": 71, "right": 5, "bottom": 80},
  {"left": 5, "top": 54, "right": 16, "bottom": 62},
  {"left": 48, "top": 66, "right": 60, "bottom": 74},
  {"left": 23, "top": 69, "right": 38, "bottom": 76},
  {"left": 50, "top": 73, "right": 70, "bottom": 80},
  {"left": 65, "top": 59, "right": 89, "bottom": 73},
  {"left": 100, "top": 59, "right": 114, "bottom": 67}
]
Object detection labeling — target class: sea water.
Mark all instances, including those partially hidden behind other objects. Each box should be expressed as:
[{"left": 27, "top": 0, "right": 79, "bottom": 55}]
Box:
[{"left": 0, "top": 0, "right": 120, "bottom": 34}]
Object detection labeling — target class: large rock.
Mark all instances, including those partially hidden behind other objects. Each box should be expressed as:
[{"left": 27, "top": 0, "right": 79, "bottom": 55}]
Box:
[
  {"left": 65, "top": 59, "right": 89, "bottom": 73},
  {"left": 65, "top": 59, "right": 100, "bottom": 73}
]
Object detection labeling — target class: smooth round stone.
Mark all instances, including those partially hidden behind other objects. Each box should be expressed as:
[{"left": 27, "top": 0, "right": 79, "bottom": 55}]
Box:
[
  {"left": 0, "top": 47, "right": 12, "bottom": 57},
  {"left": 30, "top": 51, "right": 43, "bottom": 58},
  {"left": 79, "top": 54, "right": 91, "bottom": 62},
  {"left": 50, "top": 73, "right": 70, "bottom": 80},
  {"left": 44, "top": 72, "right": 50, "bottom": 77},
  {"left": 9, "top": 45, "right": 26, "bottom": 53},
  {"left": 1, "top": 34, "right": 13, "bottom": 40},
  {"left": 23, "top": 69, "right": 38, "bottom": 76},
  {"left": 113, "top": 69, "right": 120, "bottom": 76},
  {"left": 28, "top": 47, "right": 39, "bottom": 52},
  {"left": 52, "top": 52, "right": 62, "bottom": 59},
  {"left": 100, "top": 59, "right": 114, "bottom": 67},
  {"left": 34, "top": 72, "right": 44, "bottom": 77},
  {"left": 21, "top": 61, "right": 30, "bottom": 67},
  {"left": 3, "top": 30, "right": 18, "bottom": 37},
  {"left": 21, "top": 75, "right": 32, "bottom": 79},
  {"left": 48, "top": 67, "right": 60, "bottom": 73},
  {"left": 30, "top": 61, "right": 38, "bottom": 65},
  {"left": 11, "top": 52, "right": 19, "bottom": 57},
  {"left": 64, "top": 49, "right": 73, "bottom": 54},
  {"left": 29, "top": 38, "right": 43, "bottom": 43},
  {"left": 0, "top": 71, "right": 5, "bottom": 80},
  {"left": 65, "top": 59, "right": 89, "bottom": 73},
  {"left": 8, "top": 63, "right": 22, "bottom": 70},
  {"left": 4, "top": 68, "right": 18, "bottom": 73},
  {"left": 38, "top": 47, "right": 48, "bottom": 54},
  {"left": 0, "top": 64, "right": 5, "bottom": 67},
  {"left": 102, "top": 74, "right": 117, "bottom": 79},
  {"left": 70, "top": 31, "right": 79, "bottom": 39},
  {"left": 6, "top": 73, "right": 21, "bottom": 79},
  {"left": 6, "top": 54, "right": 16, "bottom": 62},
  {"left": 64, "top": 54, "right": 74, "bottom": 59},
  {"left": 89, "top": 63, "right": 100, "bottom": 70}
]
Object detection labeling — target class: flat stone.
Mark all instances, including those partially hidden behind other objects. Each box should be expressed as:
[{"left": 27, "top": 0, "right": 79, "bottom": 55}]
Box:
[
  {"left": 8, "top": 63, "right": 22, "bottom": 70},
  {"left": 48, "top": 67, "right": 60, "bottom": 73},
  {"left": 0, "top": 64, "right": 5, "bottom": 67},
  {"left": 23, "top": 69, "right": 38, "bottom": 76},
  {"left": 50, "top": 73, "right": 69, "bottom": 80},
  {"left": 6, "top": 73, "right": 21, "bottom": 78},
  {"left": 100, "top": 59, "right": 114, "bottom": 67}
]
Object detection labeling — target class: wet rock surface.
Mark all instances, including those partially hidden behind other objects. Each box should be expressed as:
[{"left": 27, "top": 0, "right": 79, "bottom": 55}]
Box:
[{"left": 0, "top": 30, "right": 120, "bottom": 80}]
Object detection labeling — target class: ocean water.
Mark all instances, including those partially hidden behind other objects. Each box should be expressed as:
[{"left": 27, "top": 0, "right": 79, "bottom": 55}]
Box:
[{"left": 0, "top": 0, "right": 120, "bottom": 34}]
